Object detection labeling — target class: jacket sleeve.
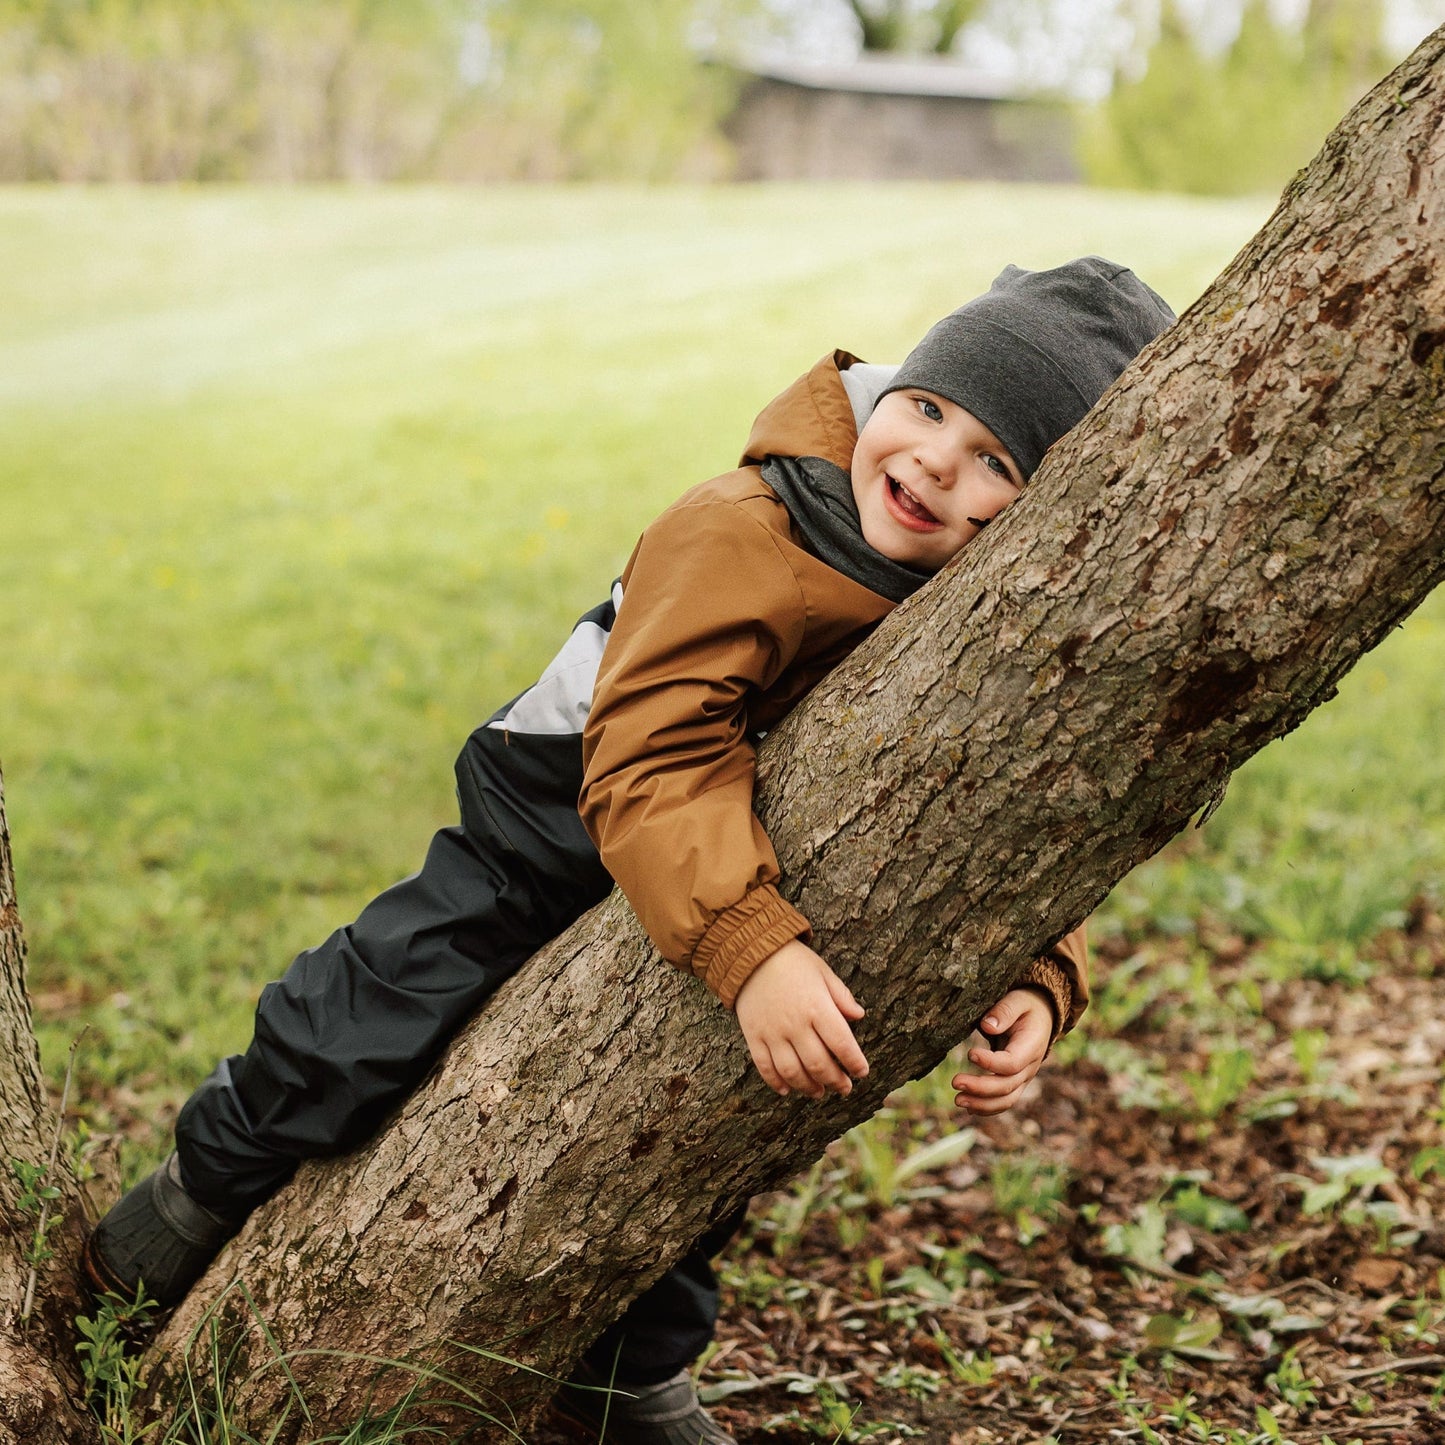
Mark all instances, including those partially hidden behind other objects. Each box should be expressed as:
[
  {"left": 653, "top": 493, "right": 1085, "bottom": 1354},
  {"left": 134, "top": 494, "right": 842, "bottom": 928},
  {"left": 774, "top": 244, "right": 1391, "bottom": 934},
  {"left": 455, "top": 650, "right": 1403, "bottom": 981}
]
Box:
[
  {"left": 1017, "top": 921, "right": 1090, "bottom": 1044},
  {"left": 580, "top": 498, "right": 812, "bottom": 1007}
]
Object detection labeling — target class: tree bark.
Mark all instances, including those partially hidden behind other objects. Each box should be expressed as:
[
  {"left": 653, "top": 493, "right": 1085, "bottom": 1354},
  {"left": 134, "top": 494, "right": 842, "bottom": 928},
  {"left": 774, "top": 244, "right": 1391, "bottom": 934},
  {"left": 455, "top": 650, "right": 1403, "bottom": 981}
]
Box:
[
  {"left": 0, "top": 770, "right": 101, "bottom": 1445},
  {"left": 124, "top": 24, "right": 1445, "bottom": 1440}
]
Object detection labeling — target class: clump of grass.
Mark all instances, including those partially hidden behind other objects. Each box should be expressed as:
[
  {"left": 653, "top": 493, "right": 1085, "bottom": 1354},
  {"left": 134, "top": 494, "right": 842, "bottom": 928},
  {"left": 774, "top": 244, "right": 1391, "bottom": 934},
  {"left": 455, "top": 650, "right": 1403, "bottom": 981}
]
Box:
[{"left": 76, "top": 1277, "right": 554, "bottom": 1445}]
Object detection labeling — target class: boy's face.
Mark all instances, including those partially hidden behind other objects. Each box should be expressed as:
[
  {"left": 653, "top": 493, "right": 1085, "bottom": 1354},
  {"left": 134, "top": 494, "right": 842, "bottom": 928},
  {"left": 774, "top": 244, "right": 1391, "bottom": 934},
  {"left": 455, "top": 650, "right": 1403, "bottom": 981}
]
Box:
[{"left": 850, "top": 388, "right": 1023, "bottom": 572}]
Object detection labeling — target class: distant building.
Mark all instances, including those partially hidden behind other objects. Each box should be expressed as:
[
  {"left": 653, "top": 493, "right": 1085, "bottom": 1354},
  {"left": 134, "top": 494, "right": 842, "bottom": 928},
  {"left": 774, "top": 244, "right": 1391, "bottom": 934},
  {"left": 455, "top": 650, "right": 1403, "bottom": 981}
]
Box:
[{"left": 722, "top": 54, "right": 1079, "bottom": 184}]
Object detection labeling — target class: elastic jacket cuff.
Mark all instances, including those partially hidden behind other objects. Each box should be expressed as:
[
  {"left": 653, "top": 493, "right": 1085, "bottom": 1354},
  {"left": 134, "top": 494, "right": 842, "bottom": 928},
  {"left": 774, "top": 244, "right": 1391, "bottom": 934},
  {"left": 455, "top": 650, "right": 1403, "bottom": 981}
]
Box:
[
  {"left": 692, "top": 885, "right": 813, "bottom": 1008},
  {"left": 1018, "top": 956, "right": 1075, "bottom": 1045}
]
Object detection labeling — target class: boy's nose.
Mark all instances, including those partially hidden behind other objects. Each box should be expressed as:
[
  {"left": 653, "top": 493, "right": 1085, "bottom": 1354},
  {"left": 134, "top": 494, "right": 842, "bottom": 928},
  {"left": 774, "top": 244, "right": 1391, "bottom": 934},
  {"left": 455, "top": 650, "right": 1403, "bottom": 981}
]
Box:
[{"left": 914, "top": 445, "right": 955, "bottom": 489}]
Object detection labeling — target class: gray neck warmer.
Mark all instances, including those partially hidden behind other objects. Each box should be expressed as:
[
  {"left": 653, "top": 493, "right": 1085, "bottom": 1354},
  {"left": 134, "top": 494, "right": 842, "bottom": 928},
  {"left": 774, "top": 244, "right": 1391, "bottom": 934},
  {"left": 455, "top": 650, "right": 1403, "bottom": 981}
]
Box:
[{"left": 761, "top": 454, "right": 932, "bottom": 604}]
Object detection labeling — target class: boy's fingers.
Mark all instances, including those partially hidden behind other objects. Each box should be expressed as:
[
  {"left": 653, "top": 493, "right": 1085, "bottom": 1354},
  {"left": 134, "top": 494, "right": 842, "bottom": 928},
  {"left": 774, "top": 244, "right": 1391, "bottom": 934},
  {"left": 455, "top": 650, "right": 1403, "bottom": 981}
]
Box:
[
  {"left": 815, "top": 1010, "right": 869, "bottom": 1081},
  {"left": 823, "top": 969, "right": 866, "bottom": 1021},
  {"left": 770, "top": 1040, "right": 819, "bottom": 1098},
  {"left": 958, "top": 1087, "right": 1023, "bottom": 1117},
  {"left": 955, "top": 1069, "right": 1026, "bottom": 1098},
  {"left": 964, "top": 1046, "right": 1019, "bottom": 1076},
  {"left": 794, "top": 1032, "right": 852, "bottom": 1097},
  {"left": 979, "top": 997, "right": 1019, "bottom": 1036},
  {"left": 750, "top": 1044, "right": 787, "bottom": 1096}
]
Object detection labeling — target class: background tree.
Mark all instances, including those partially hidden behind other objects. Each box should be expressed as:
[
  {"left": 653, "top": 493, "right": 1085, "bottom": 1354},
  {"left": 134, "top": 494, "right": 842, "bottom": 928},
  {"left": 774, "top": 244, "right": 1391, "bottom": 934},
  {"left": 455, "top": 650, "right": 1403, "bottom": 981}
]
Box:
[
  {"left": 1081, "top": 0, "right": 1416, "bottom": 194},
  {"left": 841, "top": 0, "right": 987, "bottom": 54},
  {"left": 0, "top": 0, "right": 734, "bottom": 181},
  {"left": 0, "top": 770, "right": 98, "bottom": 1445}
]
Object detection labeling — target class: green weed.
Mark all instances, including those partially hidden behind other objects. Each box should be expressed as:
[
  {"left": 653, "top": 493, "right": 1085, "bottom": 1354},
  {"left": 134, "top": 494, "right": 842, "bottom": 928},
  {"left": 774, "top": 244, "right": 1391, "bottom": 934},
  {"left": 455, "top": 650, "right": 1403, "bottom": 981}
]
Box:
[
  {"left": 1167, "top": 1180, "right": 1250, "bottom": 1234},
  {"left": 928, "top": 1330, "right": 996, "bottom": 1388},
  {"left": 1177, "top": 1046, "right": 1255, "bottom": 1122},
  {"left": 72, "top": 1277, "right": 568, "bottom": 1445},
  {"left": 1287, "top": 1153, "right": 1396, "bottom": 1218},
  {"left": 9, "top": 1156, "right": 63, "bottom": 1274},
  {"left": 75, "top": 1286, "right": 158, "bottom": 1445},
  {"left": 765, "top": 1378, "right": 915, "bottom": 1442},
  {"left": 1265, "top": 1347, "right": 1321, "bottom": 1412},
  {"left": 1101, "top": 1199, "right": 1169, "bottom": 1271},
  {"left": 988, "top": 1154, "right": 1068, "bottom": 1245}
]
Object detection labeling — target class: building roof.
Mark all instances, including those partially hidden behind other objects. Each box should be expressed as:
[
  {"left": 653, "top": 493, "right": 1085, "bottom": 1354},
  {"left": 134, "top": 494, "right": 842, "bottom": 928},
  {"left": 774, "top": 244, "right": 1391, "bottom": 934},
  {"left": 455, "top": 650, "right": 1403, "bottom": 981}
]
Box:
[{"left": 730, "top": 51, "right": 1030, "bottom": 102}]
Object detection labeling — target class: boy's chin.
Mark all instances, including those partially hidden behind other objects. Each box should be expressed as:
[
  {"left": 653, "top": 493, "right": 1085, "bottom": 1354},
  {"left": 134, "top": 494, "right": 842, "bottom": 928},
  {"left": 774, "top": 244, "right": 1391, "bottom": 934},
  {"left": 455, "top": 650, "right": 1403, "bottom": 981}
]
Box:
[{"left": 865, "top": 528, "right": 947, "bottom": 573}]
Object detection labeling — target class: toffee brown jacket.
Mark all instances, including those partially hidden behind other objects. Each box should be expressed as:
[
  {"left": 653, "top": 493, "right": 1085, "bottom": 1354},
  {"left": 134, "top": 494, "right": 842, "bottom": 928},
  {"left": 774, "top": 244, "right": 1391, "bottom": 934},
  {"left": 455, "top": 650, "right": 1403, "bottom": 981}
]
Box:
[{"left": 581, "top": 353, "right": 1088, "bottom": 1030}]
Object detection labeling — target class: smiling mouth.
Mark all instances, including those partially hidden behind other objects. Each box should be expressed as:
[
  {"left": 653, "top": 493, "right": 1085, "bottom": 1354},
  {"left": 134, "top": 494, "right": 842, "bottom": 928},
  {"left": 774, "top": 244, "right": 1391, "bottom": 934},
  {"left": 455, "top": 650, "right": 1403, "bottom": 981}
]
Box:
[{"left": 886, "top": 476, "right": 942, "bottom": 528}]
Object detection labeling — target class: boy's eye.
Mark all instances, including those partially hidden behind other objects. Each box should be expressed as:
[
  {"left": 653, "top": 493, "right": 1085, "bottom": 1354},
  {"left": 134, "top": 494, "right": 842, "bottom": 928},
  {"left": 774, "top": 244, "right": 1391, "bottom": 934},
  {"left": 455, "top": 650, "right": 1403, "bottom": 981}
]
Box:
[
  {"left": 915, "top": 397, "right": 944, "bottom": 423},
  {"left": 983, "top": 453, "right": 1011, "bottom": 479}
]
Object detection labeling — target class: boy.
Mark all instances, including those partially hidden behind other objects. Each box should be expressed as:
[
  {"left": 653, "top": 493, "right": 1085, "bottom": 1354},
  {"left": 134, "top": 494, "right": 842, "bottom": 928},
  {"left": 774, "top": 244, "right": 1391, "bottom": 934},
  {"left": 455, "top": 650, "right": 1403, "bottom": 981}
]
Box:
[{"left": 85, "top": 257, "right": 1174, "bottom": 1444}]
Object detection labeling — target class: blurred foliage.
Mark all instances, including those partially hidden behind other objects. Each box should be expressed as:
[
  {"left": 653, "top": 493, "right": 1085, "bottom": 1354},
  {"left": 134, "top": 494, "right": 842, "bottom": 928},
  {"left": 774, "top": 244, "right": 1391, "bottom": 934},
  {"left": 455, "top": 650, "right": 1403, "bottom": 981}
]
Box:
[
  {"left": 1081, "top": 0, "right": 1400, "bottom": 195},
  {"left": 477, "top": 0, "right": 739, "bottom": 180},
  {"left": 1, "top": 0, "right": 1437, "bottom": 186},
  {"left": 0, "top": 0, "right": 738, "bottom": 180}
]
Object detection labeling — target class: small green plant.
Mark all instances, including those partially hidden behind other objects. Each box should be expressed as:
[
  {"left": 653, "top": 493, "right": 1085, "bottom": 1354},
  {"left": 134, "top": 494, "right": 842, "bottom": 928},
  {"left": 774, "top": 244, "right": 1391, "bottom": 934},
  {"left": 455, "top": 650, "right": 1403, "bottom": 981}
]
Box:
[
  {"left": 988, "top": 1154, "right": 1068, "bottom": 1245},
  {"left": 838, "top": 1112, "right": 902, "bottom": 1208},
  {"left": 74, "top": 1285, "right": 157, "bottom": 1445},
  {"left": 762, "top": 1160, "right": 827, "bottom": 1259},
  {"left": 1290, "top": 1028, "right": 1330, "bottom": 1084},
  {"left": 1412, "top": 1082, "right": 1445, "bottom": 1181},
  {"left": 9, "top": 1156, "right": 64, "bottom": 1272},
  {"left": 1103, "top": 1357, "right": 1170, "bottom": 1445},
  {"left": 719, "top": 1259, "right": 796, "bottom": 1311},
  {"left": 1287, "top": 1153, "right": 1396, "bottom": 1217},
  {"left": 1166, "top": 1178, "right": 1250, "bottom": 1234},
  {"left": 1266, "top": 1346, "right": 1321, "bottom": 1412},
  {"left": 1143, "top": 1310, "right": 1229, "bottom": 1362},
  {"left": 887, "top": 1263, "right": 952, "bottom": 1304},
  {"left": 12, "top": 1030, "right": 85, "bottom": 1329},
  {"left": 1178, "top": 1046, "right": 1255, "bottom": 1121},
  {"left": 1345, "top": 1198, "right": 1420, "bottom": 1254},
  {"left": 833, "top": 1209, "right": 869, "bottom": 1252},
  {"left": 1159, "top": 1391, "right": 1215, "bottom": 1436},
  {"left": 917, "top": 1238, "right": 994, "bottom": 1292},
  {"left": 765, "top": 1379, "right": 911, "bottom": 1442},
  {"left": 1259, "top": 938, "right": 1373, "bottom": 985},
  {"left": 1101, "top": 1199, "right": 1169, "bottom": 1270},
  {"left": 1088, "top": 948, "right": 1167, "bottom": 1033},
  {"left": 929, "top": 1330, "right": 996, "bottom": 1388},
  {"left": 1395, "top": 1267, "right": 1445, "bottom": 1345},
  {"left": 876, "top": 1361, "right": 942, "bottom": 1401},
  {"left": 1212, "top": 1289, "right": 1326, "bottom": 1355}
]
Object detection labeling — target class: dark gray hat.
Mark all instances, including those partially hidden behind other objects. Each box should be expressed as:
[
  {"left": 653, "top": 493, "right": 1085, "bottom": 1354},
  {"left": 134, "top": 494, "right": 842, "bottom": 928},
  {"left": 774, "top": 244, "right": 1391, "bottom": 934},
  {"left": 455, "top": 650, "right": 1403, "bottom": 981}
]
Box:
[{"left": 881, "top": 257, "right": 1175, "bottom": 479}]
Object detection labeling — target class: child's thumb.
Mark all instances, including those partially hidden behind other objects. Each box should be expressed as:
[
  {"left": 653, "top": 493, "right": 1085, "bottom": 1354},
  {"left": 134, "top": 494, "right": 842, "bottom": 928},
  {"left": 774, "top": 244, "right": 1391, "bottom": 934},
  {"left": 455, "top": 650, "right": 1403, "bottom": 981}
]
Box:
[
  {"left": 824, "top": 968, "right": 865, "bottom": 1019},
  {"left": 980, "top": 996, "right": 1018, "bottom": 1036}
]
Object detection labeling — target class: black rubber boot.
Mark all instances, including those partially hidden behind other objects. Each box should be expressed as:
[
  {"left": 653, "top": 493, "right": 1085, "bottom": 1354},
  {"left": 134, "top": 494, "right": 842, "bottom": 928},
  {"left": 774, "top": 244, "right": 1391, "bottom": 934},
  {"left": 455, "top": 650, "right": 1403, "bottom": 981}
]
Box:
[
  {"left": 552, "top": 1360, "right": 734, "bottom": 1444},
  {"left": 82, "top": 1154, "right": 243, "bottom": 1309}
]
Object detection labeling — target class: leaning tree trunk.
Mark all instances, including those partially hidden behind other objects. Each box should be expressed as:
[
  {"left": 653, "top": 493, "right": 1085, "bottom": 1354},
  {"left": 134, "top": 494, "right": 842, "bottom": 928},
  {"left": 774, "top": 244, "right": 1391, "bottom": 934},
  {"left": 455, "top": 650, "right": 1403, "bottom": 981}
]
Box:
[
  {"left": 0, "top": 772, "right": 101, "bottom": 1445},
  {"left": 131, "top": 25, "right": 1445, "bottom": 1440}
]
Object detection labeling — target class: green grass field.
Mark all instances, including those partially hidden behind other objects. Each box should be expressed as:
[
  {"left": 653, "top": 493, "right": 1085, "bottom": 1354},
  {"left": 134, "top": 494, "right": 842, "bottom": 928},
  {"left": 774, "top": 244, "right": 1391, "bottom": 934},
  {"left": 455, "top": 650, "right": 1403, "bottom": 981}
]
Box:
[{"left": 3, "top": 183, "right": 1442, "bottom": 1150}]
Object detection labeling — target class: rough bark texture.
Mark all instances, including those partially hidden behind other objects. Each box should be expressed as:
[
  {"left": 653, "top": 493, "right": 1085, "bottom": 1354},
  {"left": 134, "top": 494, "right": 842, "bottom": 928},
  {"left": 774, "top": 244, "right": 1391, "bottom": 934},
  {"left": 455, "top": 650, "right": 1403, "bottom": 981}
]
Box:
[
  {"left": 0, "top": 770, "right": 101, "bottom": 1445},
  {"left": 129, "top": 26, "right": 1445, "bottom": 1440}
]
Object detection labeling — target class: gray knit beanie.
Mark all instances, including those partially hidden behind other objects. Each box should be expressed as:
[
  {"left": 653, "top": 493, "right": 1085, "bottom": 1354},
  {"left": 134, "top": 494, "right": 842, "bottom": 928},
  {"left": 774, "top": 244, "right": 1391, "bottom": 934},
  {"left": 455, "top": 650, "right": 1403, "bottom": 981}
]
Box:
[{"left": 881, "top": 257, "right": 1175, "bottom": 479}]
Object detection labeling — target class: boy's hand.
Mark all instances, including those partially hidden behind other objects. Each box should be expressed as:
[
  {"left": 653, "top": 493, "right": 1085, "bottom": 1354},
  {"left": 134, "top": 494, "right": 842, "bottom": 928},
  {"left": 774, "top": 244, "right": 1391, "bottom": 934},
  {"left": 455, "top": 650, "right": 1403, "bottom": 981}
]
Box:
[
  {"left": 734, "top": 939, "right": 868, "bottom": 1099},
  {"left": 952, "top": 987, "right": 1053, "bottom": 1116}
]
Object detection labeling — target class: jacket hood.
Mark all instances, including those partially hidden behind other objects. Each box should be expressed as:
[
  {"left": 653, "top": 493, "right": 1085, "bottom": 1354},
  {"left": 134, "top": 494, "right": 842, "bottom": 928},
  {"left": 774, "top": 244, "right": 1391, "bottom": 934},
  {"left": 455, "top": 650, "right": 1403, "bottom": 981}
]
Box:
[{"left": 739, "top": 350, "right": 861, "bottom": 473}]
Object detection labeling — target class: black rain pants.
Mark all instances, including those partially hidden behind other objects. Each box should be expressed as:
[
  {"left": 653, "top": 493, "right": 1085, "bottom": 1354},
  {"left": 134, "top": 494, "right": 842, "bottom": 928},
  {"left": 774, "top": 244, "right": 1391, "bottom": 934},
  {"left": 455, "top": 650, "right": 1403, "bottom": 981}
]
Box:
[{"left": 173, "top": 718, "right": 741, "bottom": 1384}]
